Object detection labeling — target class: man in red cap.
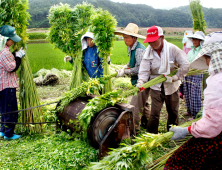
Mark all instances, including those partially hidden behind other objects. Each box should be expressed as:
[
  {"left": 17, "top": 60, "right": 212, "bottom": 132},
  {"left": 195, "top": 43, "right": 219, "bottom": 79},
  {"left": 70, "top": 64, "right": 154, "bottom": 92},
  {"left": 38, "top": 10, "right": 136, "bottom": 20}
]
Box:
[{"left": 137, "top": 26, "right": 190, "bottom": 134}]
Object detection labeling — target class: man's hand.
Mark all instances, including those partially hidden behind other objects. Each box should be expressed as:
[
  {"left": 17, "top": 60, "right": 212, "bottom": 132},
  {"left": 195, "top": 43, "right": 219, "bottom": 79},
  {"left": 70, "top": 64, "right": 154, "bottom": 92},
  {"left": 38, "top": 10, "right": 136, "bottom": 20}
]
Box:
[
  {"left": 16, "top": 47, "right": 25, "bottom": 58},
  {"left": 116, "top": 69, "right": 125, "bottom": 77},
  {"left": 165, "top": 75, "right": 179, "bottom": 83},
  {"left": 170, "top": 127, "right": 189, "bottom": 140},
  {"left": 123, "top": 64, "right": 129, "bottom": 69},
  {"left": 136, "top": 79, "right": 144, "bottom": 88},
  {"left": 64, "top": 56, "right": 72, "bottom": 63}
]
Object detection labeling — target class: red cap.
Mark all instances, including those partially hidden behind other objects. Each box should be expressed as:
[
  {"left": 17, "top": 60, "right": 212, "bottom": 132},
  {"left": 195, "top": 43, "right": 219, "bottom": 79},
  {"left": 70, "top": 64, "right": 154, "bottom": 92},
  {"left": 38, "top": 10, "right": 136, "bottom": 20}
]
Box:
[{"left": 143, "top": 26, "right": 163, "bottom": 43}]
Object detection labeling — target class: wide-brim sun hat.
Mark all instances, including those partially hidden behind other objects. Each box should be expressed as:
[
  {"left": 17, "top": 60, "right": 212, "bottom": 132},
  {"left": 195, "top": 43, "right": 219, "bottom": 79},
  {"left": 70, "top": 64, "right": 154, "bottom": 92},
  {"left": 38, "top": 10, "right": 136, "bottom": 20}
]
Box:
[
  {"left": 0, "top": 25, "right": 21, "bottom": 42},
  {"left": 187, "top": 31, "right": 205, "bottom": 41},
  {"left": 114, "top": 23, "right": 146, "bottom": 39},
  {"left": 190, "top": 32, "right": 222, "bottom": 71},
  {"left": 143, "top": 25, "right": 163, "bottom": 43}
]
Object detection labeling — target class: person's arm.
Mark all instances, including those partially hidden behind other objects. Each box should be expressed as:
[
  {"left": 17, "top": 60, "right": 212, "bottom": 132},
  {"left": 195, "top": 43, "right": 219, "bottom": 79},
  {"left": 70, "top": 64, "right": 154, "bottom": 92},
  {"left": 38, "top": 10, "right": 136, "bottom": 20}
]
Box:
[
  {"left": 172, "top": 45, "right": 190, "bottom": 80},
  {"left": 190, "top": 73, "right": 222, "bottom": 138},
  {"left": 11, "top": 51, "right": 21, "bottom": 72},
  {"left": 138, "top": 58, "right": 151, "bottom": 83},
  {"left": 1, "top": 51, "right": 16, "bottom": 72},
  {"left": 124, "top": 48, "right": 144, "bottom": 76}
]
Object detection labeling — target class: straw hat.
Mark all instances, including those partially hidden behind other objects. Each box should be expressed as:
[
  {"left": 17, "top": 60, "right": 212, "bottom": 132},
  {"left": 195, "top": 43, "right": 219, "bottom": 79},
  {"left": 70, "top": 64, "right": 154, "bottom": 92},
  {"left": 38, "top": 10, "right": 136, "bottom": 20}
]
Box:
[{"left": 114, "top": 23, "right": 146, "bottom": 39}]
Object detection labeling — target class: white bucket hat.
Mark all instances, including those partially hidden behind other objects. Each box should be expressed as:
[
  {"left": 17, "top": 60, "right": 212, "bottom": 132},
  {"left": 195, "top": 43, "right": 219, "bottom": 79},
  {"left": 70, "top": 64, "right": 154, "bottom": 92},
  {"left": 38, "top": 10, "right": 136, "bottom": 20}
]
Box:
[
  {"left": 190, "top": 32, "right": 222, "bottom": 74},
  {"left": 81, "top": 32, "right": 94, "bottom": 50},
  {"left": 114, "top": 23, "right": 146, "bottom": 39},
  {"left": 187, "top": 31, "right": 205, "bottom": 41}
]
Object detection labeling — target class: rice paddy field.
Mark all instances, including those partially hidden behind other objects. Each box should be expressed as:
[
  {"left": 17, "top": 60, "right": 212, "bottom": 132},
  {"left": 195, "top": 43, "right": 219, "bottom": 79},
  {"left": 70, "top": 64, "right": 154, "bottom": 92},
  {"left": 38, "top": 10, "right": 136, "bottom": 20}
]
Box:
[
  {"left": 27, "top": 38, "right": 183, "bottom": 73},
  {"left": 0, "top": 37, "right": 188, "bottom": 170}
]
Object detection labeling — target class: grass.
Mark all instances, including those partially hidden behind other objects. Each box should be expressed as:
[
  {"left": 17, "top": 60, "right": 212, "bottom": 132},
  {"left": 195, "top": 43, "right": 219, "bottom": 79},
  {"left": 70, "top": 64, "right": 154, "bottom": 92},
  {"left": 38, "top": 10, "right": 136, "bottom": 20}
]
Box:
[
  {"left": 0, "top": 131, "right": 98, "bottom": 169},
  {"left": 27, "top": 43, "right": 73, "bottom": 73},
  {"left": 26, "top": 37, "right": 182, "bottom": 74}
]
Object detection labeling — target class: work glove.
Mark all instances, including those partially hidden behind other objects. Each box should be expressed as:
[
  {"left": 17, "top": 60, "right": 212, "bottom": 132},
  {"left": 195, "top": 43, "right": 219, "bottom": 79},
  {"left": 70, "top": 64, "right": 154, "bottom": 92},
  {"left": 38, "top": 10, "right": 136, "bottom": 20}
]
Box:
[
  {"left": 164, "top": 75, "right": 179, "bottom": 83},
  {"left": 116, "top": 69, "right": 125, "bottom": 77},
  {"left": 123, "top": 64, "right": 129, "bottom": 69},
  {"left": 107, "top": 56, "right": 110, "bottom": 62},
  {"left": 64, "top": 56, "right": 72, "bottom": 63},
  {"left": 15, "top": 47, "right": 25, "bottom": 58},
  {"left": 136, "top": 79, "right": 144, "bottom": 88},
  {"left": 170, "top": 127, "right": 189, "bottom": 140}
]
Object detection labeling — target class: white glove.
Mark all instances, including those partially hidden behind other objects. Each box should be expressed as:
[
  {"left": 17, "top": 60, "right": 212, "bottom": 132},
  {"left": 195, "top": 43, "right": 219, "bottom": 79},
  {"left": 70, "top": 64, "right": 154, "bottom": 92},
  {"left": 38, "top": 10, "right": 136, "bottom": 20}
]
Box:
[
  {"left": 136, "top": 79, "right": 144, "bottom": 88},
  {"left": 107, "top": 56, "right": 110, "bottom": 62},
  {"left": 16, "top": 47, "right": 25, "bottom": 58},
  {"left": 116, "top": 69, "right": 125, "bottom": 77},
  {"left": 123, "top": 64, "right": 129, "bottom": 69},
  {"left": 64, "top": 56, "right": 72, "bottom": 63},
  {"left": 165, "top": 75, "right": 179, "bottom": 83},
  {"left": 170, "top": 127, "right": 189, "bottom": 140}
]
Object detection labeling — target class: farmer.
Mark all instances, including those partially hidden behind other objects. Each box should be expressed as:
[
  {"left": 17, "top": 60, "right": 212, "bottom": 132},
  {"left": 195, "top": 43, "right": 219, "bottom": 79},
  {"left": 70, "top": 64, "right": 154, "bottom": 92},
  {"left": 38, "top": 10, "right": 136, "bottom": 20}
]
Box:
[
  {"left": 0, "top": 25, "right": 25, "bottom": 140},
  {"left": 183, "top": 31, "right": 205, "bottom": 120},
  {"left": 137, "top": 25, "right": 190, "bottom": 134},
  {"left": 164, "top": 31, "right": 222, "bottom": 169},
  {"left": 179, "top": 31, "right": 193, "bottom": 99},
  {"left": 114, "top": 23, "right": 150, "bottom": 131},
  {"left": 64, "top": 32, "right": 109, "bottom": 78}
]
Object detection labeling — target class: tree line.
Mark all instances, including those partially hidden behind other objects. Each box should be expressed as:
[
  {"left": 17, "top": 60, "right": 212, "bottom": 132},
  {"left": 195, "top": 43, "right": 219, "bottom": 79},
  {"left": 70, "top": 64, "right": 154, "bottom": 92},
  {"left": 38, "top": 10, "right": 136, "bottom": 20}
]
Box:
[{"left": 28, "top": 0, "right": 222, "bottom": 28}]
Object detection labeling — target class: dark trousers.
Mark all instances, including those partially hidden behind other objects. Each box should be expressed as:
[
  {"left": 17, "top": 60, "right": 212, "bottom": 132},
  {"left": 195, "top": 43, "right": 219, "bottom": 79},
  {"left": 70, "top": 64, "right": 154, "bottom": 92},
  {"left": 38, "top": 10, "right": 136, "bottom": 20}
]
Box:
[
  {"left": 0, "top": 88, "right": 18, "bottom": 137},
  {"left": 147, "top": 85, "right": 179, "bottom": 134},
  {"left": 130, "top": 88, "right": 150, "bottom": 131}
]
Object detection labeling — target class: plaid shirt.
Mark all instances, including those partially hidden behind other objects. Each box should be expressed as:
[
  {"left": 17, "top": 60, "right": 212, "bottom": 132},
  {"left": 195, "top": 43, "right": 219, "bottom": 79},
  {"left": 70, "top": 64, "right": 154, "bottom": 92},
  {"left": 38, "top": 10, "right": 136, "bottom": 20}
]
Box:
[
  {"left": 125, "top": 41, "right": 145, "bottom": 76},
  {"left": 0, "top": 46, "right": 18, "bottom": 91}
]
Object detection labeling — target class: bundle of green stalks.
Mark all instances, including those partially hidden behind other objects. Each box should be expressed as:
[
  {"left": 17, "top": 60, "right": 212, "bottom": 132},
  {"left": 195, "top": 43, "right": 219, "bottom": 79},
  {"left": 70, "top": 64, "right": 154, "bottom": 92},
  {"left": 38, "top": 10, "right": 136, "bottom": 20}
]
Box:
[
  {"left": 189, "top": 0, "right": 206, "bottom": 33},
  {"left": 0, "top": 0, "right": 44, "bottom": 133},
  {"left": 48, "top": 3, "right": 94, "bottom": 90},
  {"left": 88, "top": 118, "right": 201, "bottom": 170},
  {"left": 89, "top": 8, "right": 117, "bottom": 93}
]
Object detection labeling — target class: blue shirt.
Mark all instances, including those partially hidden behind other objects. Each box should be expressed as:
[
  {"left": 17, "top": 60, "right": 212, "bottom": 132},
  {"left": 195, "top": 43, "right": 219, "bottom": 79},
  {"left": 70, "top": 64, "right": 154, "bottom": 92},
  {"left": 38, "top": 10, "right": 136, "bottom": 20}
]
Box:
[{"left": 83, "top": 45, "right": 103, "bottom": 78}]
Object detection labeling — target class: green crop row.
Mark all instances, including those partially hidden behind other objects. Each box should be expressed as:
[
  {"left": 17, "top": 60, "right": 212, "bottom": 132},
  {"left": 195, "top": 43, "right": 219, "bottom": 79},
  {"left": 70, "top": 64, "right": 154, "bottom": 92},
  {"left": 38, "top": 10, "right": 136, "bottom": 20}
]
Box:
[{"left": 27, "top": 32, "right": 48, "bottom": 40}]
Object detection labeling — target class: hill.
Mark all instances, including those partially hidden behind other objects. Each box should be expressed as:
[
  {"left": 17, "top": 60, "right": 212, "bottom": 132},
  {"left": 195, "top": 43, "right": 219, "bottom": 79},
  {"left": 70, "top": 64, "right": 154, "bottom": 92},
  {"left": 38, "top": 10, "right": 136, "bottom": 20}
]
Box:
[{"left": 28, "top": 0, "right": 222, "bottom": 28}]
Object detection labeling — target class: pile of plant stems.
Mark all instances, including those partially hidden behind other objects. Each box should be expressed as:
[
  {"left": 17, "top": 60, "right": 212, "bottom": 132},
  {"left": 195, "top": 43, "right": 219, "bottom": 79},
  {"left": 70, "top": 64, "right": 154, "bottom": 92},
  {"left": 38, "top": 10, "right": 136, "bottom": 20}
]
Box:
[{"left": 0, "top": 0, "right": 44, "bottom": 133}]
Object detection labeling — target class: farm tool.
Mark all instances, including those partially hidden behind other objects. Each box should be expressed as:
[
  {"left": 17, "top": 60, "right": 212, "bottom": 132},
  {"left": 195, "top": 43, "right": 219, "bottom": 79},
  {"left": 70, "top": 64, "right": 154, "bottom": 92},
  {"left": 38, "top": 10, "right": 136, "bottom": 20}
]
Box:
[{"left": 56, "top": 95, "right": 136, "bottom": 159}]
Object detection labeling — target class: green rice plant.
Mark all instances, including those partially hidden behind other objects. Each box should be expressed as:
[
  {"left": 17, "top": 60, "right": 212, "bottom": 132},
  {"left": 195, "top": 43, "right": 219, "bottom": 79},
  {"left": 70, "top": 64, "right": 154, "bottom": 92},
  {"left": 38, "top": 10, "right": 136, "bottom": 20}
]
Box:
[
  {"left": 27, "top": 32, "right": 47, "bottom": 39},
  {"left": 89, "top": 8, "right": 117, "bottom": 93},
  {"left": 0, "top": 0, "right": 44, "bottom": 133},
  {"left": 189, "top": 0, "right": 206, "bottom": 33},
  {"left": 27, "top": 43, "right": 73, "bottom": 73}
]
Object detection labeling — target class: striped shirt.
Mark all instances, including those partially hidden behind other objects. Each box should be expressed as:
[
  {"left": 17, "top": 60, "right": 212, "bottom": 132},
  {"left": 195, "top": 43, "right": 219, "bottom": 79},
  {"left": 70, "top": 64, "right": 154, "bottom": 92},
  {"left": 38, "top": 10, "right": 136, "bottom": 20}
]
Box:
[
  {"left": 0, "top": 46, "right": 18, "bottom": 91},
  {"left": 125, "top": 41, "right": 145, "bottom": 76}
]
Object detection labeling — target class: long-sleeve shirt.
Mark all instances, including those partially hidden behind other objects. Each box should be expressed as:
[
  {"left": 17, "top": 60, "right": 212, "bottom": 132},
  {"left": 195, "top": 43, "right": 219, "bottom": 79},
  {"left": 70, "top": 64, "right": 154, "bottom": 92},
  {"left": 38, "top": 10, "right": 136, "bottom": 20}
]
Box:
[
  {"left": 83, "top": 45, "right": 103, "bottom": 78},
  {"left": 124, "top": 41, "right": 145, "bottom": 76},
  {"left": 0, "top": 46, "right": 18, "bottom": 91},
  {"left": 138, "top": 41, "right": 190, "bottom": 95},
  {"left": 191, "top": 71, "right": 222, "bottom": 138}
]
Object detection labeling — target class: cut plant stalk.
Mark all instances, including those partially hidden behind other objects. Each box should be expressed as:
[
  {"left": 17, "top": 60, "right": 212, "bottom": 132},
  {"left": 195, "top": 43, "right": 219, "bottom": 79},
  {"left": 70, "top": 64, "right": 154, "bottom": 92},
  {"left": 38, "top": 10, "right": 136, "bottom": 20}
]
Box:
[{"left": 88, "top": 118, "right": 201, "bottom": 170}]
